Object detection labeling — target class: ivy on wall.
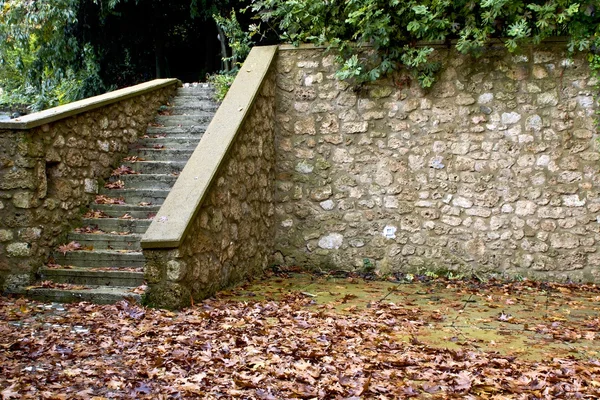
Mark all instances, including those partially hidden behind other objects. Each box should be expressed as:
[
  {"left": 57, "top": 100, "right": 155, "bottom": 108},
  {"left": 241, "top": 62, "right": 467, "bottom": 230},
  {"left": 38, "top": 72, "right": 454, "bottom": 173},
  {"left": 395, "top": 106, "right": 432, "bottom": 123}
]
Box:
[{"left": 250, "top": 0, "right": 600, "bottom": 91}]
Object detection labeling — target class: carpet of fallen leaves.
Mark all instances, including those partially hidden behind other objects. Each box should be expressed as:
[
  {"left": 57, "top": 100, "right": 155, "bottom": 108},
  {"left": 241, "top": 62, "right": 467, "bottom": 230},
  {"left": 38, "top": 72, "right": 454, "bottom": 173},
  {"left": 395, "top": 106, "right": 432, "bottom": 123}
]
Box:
[{"left": 3, "top": 275, "right": 600, "bottom": 399}]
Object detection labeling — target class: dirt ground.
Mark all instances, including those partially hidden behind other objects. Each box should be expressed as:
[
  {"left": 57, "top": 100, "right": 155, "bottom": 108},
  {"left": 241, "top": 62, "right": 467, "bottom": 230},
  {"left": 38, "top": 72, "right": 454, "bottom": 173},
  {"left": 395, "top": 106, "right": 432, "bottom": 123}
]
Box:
[{"left": 2, "top": 270, "right": 600, "bottom": 399}]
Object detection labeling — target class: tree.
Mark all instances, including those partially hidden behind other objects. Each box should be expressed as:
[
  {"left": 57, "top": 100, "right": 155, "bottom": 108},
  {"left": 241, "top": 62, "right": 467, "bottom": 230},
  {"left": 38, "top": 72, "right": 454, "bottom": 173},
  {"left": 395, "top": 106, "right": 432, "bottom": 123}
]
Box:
[
  {"left": 0, "top": 0, "right": 235, "bottom": 112},
  {"left": 0, "top": 0, "right": 106, "bottom": 111}
]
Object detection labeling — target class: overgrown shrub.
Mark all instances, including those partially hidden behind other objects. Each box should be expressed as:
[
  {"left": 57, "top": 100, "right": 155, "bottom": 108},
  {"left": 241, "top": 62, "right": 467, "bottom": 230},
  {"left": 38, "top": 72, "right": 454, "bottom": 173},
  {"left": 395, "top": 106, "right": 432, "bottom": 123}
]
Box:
[{"left": 250, "top": 0, "right": 600, "bottom": 88}]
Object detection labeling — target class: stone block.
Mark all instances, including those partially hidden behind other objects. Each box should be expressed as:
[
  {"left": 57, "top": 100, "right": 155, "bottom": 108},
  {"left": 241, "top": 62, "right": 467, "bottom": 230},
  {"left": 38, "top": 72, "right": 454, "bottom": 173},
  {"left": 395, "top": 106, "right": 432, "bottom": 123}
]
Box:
[
  {"left": 0, "top": 230, "right": 14, "bottom": 242},
  {"left": 7, "top": 242, "right": 31, "bottom": 257},
  {"left": 12, "top": 192, "right": 35, "bottom": 209},
  {"left": 166, "top": 260, "right": 187, "bottom": 282},
  {"left": 549, "top": 233, "right": 579, "bottom": 249},
  {"left": 318, "top": 233, "right": 344, "bottom": 249}
]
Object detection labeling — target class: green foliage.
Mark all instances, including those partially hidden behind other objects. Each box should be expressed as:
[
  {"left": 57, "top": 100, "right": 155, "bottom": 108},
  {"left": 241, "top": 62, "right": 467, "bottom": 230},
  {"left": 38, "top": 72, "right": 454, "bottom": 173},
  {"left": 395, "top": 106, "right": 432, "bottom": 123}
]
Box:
[
  {"left": 207, "top": 71, "right": 237, "bottom": 102},
  {"left": 208, "top": 10, "right": 258, "bottom": 101},
  {"left": 0, "top": 0, "right": 107, "bottom": 111},
  {"left": 250, "top": 0, "right": 600, "bottom": 87},
  {"left": 362, "top": 258, "right": 374, "bottom": 272},
  {"left": 213, "top": 10, "right": 257, "bottom": 67}
]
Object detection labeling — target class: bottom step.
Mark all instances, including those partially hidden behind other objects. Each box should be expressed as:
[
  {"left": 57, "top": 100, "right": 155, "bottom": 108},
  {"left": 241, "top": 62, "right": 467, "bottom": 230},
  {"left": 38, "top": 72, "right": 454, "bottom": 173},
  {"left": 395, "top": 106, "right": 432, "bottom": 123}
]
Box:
[
  {"left": 23, "top": 286, "right": 142, "bottom": 305},
  {"left": 39, "top": 267, "right": 144, "bottom": 287}
]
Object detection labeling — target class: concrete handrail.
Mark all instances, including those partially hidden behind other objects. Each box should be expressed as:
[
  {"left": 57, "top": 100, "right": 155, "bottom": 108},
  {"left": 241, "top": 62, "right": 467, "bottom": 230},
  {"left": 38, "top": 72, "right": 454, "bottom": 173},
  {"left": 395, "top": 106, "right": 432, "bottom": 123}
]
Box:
[
  {"left": 140, "top": 46, "right": 279, "bottom": 249},
  {"left": 0, "top": 79, "right": 180, "bottom": 130}
]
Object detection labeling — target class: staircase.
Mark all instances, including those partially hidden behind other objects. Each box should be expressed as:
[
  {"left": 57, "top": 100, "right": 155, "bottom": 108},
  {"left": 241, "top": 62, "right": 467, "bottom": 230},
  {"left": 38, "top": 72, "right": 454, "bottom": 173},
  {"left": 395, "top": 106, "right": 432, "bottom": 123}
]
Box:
[{"left": 26, "top": 84, "right": 217, "bottom": 304}]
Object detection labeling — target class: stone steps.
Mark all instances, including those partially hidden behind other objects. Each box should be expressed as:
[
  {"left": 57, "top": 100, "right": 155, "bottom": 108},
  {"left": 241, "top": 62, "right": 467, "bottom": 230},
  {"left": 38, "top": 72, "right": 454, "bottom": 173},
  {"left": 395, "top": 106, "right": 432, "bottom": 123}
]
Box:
[
  {"left": 53, "top": 250, "right": 145, "bottom": 268},
  {"left": 136, "top": 137, "right": 201, "bottom": 149},
  {"left": 81, "top": 217, "right": 152, "bottom": 233},
  {"left": 146, "top": 125, "right": 208, "bottom": 136},
  {"left": 171, "top": 102, "right": 218, "bottom": 111},
  {"left": 128, "top": 148, "right": 194, "bottom": 161},
  {"left": 29, "top": 83, "right": 218, "bottom": 304},
  {"left": 91, "top": 203, "right": 160, "bottom": 218},
  {"left": 155, "top": 114, "right": 213, "bottom": 126},
  {"left": 38, "top": 267, "right": 144, "bottom": 287},
  {"left": 67, "top": 232, "right": 142, "bottom": 250},
  {"left": 110, "top": 174, "right": 178, "bottom": 190},
  {"left": 122, "top": 160, "right": 186, "bottom": 175},
  {"left": 176, "top": 85, "right": 215, "bottom": 99},
  {"left": 99, "top": 188, "right": 171, "bottom": 204},
  {"left": 25, "top": 286, "right": 142, "bottom": 305}
]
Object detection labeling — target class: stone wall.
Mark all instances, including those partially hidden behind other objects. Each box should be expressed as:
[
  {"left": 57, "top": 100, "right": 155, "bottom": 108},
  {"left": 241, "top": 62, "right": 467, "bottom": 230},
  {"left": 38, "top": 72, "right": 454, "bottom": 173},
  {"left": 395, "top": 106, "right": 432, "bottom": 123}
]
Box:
[
  {"left": 143, "top": 73, "right": 276, "bottom": 309},
  {"left": 273, "top": 44, "right": 600, "bottom": 281},
  {"left": 0, "top": 84, "right": 177, "bottom": 291}
]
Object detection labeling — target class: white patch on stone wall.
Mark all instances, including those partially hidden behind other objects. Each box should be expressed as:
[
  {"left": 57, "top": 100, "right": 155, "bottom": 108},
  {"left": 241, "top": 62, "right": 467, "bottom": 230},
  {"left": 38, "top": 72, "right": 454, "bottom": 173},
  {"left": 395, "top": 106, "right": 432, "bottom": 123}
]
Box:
[
  {"left": 430, "top": 156, "right": 445, "bottom": 169},
  {"left": 84, "top": 179, "right": 98, "bottom": 194},
  {"left": 577, "top": 95, "right": 594, "bottom": 108},
  {"left": 319, "top": 200, "right": 334, "bottom": 210},
  {"left": 501, "top": 112, "right": 522, "bottom": 125},
  {"left": 318, "top": 233, "right": 344, "bottom": 249},
  {"left": 478, "top": 93, "right": 494, "bottom": 104},
  {"left": 383, "top": 225, "right": 397, "bottom": 239},
  {"left": 562, "top": 195, "right": 586, "bottom": 207},
  {"left": 295, "top": 161, "right": 314, "bottom": 174}
]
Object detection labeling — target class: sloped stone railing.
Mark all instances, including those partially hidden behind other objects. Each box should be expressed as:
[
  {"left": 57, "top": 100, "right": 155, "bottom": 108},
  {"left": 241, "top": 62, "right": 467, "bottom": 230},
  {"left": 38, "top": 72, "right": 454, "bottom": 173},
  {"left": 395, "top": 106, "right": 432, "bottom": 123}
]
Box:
[
  {"left": 141, "top": 46, "right": 278, "bottom": 309},
  {"left": 0, "top": 79, "right": 178, "bottom": 292}
]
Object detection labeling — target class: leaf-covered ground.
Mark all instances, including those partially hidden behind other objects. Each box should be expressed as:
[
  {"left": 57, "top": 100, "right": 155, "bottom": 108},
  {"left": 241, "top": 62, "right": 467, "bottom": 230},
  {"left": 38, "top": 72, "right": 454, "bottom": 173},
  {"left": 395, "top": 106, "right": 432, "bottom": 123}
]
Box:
[{"left": 2, "top": 272, "right": 600, "bottom": 399}]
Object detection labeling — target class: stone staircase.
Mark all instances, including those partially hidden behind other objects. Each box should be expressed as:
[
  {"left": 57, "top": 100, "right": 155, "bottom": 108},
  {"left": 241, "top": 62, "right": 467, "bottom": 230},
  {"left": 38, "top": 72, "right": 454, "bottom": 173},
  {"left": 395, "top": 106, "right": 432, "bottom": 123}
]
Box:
[{"left": 26, "top": 84, "right": 217, "bottom": 304}]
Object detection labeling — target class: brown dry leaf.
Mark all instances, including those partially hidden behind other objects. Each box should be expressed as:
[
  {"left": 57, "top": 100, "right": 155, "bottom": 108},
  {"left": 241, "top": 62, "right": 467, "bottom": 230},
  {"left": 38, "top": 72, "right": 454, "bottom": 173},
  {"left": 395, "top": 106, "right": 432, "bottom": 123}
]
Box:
[
  {"left": 83, "top": 210, "right": 110, "bottom": 219},
  {"left": 130, "top": 285, "right": 148, "bottom": 294},
  {"left": 4, "top": 277, "right": 600, "bottom": 399},
  {"left": 57, "top": 241, "right": 82, "bottom": 255},
  {"left": 74, "top": 226, "right": 104, "bottom": 234},
  {"left": 1, "top": 383, "right": 20, "bottom": 399},
  {"left": 122, "top": 156, "right": 145, "bottom": 162},
  {"left": 111, "top": 165, "right": 139, "bottom": 176},
  {"left": 95, "top": 195, "right": 125, "bottom": 205},
  {"left": 153, "top": 144, "right": 165, "bottom": 149},
  {"left": 104, "top": 180, "right": 125, "bottom": 189},
  {"left": 119, "top": 213, "right": 133, "bottom": 219}
]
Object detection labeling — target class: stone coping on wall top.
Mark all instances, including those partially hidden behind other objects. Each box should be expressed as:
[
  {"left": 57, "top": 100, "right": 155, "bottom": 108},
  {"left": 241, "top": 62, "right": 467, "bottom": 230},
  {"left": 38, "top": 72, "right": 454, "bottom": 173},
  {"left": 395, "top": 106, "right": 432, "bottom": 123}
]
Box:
[
  {"left": 140, "top": 45, "right": 279, "bottom": 249},
  {"left": 0, "top": 78, "right": 180, "bottom": 130},
  {"left": 278, "top": 37, "right": 570, "bottom": 51}
]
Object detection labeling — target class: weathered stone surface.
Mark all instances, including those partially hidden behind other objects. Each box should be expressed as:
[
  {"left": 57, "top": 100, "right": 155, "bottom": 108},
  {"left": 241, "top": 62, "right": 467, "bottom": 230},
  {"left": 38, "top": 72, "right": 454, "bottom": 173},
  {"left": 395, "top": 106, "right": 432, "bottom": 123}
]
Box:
[
  {"left": 7, "top": 242, "right": 31, "bottom": 257},
  {"left": 318, "top": 233, "right": 344, "bottom": 249},
  {"left": 273, "top": 44, "right": 599, "bottom": 280},
  {"left": 0, "top": 230, "right": 14, "bottom": 242},
  {"left": 0, "top": 84, "right": 176, "bottom": 291},
  {"left": 144, "top": 74, "right": 276, "bottom": 308}
]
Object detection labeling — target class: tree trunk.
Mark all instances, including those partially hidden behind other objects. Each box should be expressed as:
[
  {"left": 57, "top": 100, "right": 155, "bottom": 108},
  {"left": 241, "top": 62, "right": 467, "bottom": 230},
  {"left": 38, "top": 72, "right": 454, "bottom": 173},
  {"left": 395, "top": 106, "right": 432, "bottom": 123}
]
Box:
[
  {"left": 215, "top": 23, "right": 230, "bottom": 72},
  {"left": 154, "top": 36, "right": 166, "bottom": 78}
]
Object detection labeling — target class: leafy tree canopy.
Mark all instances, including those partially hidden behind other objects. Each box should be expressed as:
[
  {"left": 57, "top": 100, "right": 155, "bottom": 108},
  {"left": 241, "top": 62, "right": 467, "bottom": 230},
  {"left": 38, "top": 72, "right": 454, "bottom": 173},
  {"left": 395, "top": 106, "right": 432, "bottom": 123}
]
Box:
[
  {"left": 0, "top": 0, "right": 106, "bottom": 111},
  {"left": 0, "top": 0, "right": 238, "bottom": 112},
  {"left": 250, "top": 0, "right": 600, "bottom": 87}
]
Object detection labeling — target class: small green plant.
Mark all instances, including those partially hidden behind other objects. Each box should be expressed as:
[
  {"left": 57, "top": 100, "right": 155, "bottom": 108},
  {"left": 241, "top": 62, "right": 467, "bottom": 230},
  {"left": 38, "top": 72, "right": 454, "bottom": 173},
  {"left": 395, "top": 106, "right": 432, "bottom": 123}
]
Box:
[
  {"left": 207, "top": 71, "right": 237, "bottom": 102},
  {"left": 362, "top": 258, "right": 374, "bottom": 272},
  {"left": 424, "top": 270, "right": 439, "bottom": 279},
  {"left": 446, "top": 271, "right": 463, "bottom": 280}
]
